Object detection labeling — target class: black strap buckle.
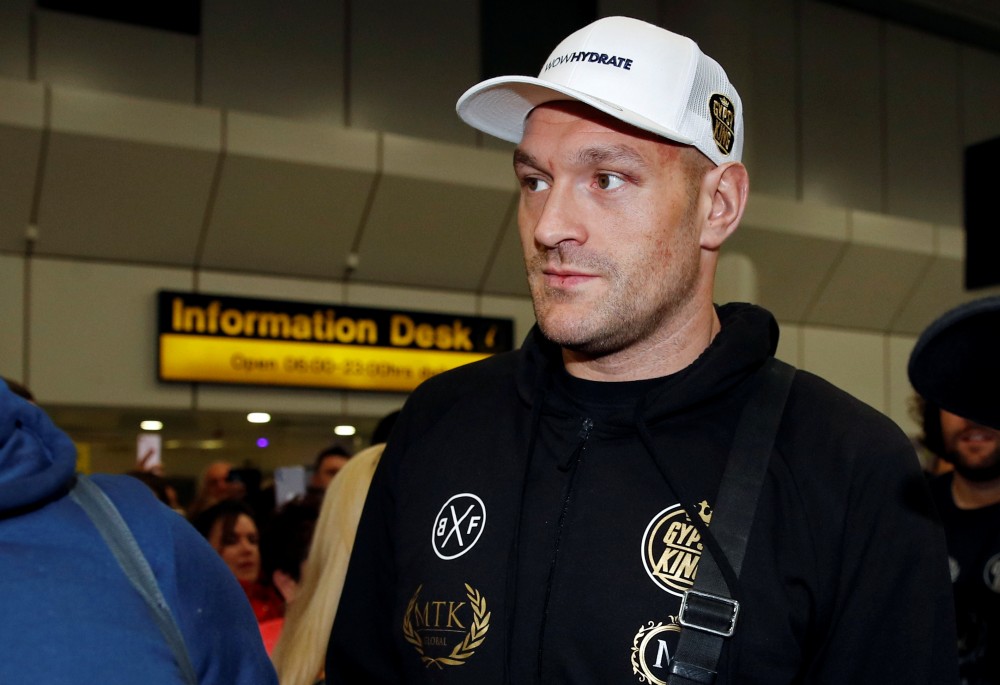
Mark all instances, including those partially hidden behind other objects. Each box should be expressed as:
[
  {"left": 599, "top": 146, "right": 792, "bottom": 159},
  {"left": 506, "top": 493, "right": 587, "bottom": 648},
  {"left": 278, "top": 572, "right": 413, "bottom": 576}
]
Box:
[{"left": 678, "top": 590, "right": 740, "bottom": 638}]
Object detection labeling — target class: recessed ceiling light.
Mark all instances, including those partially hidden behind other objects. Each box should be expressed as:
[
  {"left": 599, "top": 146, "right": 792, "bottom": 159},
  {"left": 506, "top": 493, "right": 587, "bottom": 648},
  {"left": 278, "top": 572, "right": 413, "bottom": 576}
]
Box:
[
  {"left": 140, "top": 420, "right": 163, "bottom": 431},
  {"left": 247, "top": 412, "right": 271, "bottom": 424},
  {"left": 334, "top": 424, "right": 356, "bottom": 436}
]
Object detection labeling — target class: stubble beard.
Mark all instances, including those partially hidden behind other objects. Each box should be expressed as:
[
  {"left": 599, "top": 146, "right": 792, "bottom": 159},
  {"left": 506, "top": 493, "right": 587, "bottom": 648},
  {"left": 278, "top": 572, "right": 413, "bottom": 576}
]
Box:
[
  {"left": 950, "top": 443, "right": 1000, "bottom": 483},
  {"left": 527, "top": 225, "right": 701, "bottom": 358}
]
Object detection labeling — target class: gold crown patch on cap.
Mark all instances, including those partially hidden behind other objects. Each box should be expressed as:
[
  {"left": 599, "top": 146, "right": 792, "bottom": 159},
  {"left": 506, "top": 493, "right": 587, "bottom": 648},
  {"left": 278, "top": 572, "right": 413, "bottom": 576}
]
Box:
[{"left": 709, "top": 94, "right": 736, "bottom": 156}]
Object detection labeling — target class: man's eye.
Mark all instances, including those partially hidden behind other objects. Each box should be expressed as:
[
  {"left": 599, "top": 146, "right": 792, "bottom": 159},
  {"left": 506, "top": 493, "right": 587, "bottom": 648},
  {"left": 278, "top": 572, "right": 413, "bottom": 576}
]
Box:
[
  {"left": 524, "top": 177, "right": 551, "bottom": 192},
  {"left": 596, "top": 173, "right": 625, "bottom": 190}
]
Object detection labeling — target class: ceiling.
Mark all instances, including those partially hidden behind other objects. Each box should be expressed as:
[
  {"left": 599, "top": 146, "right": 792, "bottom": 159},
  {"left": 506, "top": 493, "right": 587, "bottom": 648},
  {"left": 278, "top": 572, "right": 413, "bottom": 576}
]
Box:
[
  {"left": 2, "top": 77, "right": 997, "bottom": 339},
  {"left": 0, "top": 80, "right": 527, "bottom": 296},
  {"left": 3, "top": 5, "right": 1000, "bottom": 476}
]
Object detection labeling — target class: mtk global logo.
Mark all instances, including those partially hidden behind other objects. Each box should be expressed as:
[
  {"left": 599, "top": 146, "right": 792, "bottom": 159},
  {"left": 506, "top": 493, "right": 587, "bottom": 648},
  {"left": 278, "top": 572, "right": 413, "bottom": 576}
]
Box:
[{"left": 403, "top": 582, "right": 491, "bottom": 668}]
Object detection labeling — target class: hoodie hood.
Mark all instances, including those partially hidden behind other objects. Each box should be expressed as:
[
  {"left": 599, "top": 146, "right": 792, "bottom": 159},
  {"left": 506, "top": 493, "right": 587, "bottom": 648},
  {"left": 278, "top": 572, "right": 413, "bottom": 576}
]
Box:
[
  {"left": 0, "top": 380, "right": 78, "bottom": 514},
  {"left": 516, "top": 302, "right": 779, "bottom": 429}
]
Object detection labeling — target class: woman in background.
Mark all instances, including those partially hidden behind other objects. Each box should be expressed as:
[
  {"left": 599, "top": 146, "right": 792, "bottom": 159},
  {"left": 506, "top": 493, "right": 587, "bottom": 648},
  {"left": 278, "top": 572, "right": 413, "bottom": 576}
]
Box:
[
  {"left": 192, "top": 499, "right": 284, "bottom": 626},
  {"left": 271, "top": 443, "right": 383, "bottom": 685}
]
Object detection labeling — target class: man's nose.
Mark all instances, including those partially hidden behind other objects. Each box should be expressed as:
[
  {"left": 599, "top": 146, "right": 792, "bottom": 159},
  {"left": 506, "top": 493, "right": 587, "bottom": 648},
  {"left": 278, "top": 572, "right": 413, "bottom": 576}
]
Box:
[{"left": 530, "top": 184, "right": 587, "bottom": 248}]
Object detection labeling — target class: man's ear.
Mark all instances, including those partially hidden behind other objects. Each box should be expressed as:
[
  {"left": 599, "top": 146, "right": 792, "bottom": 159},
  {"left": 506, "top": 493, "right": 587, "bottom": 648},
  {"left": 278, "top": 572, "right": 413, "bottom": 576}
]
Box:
[{"left": 700, "top": 162, "right": 749, "bottom": 251}]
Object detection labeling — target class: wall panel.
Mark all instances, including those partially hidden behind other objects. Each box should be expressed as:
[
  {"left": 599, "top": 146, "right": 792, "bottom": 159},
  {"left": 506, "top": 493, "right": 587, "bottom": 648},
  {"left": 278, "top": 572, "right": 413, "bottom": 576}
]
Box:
[
  {"left": 29, "top": 259, "right": 193, "bottom": 406},
  {"left": 0, "top": 254, "right": 25, "bottom": 384},
  {"left": 885, "top": 25, "right": 961, "bottom": 224},
  {"left": 201, "top": 0, "right": 347, "bottom": 123},
  {"left": 0, "top": 0, "right": 31, "bottom": 80},
  {"left": 800, "top": 2, "right": 882, "bottom": 211},
  {"left": 350, "top": 0, "right": 479, "bottom": 144},
  {"left": 745, "top": 0, "right": 798, "bottom": 199},
  {"left": 35, "top": 10, "right": 197, "bottom": 102},
  {"left": 801, "top": 326, "right": 885, "bottom": 414},
  {"left": 887, "top": 333, "right": 919, "bottom": 435}
]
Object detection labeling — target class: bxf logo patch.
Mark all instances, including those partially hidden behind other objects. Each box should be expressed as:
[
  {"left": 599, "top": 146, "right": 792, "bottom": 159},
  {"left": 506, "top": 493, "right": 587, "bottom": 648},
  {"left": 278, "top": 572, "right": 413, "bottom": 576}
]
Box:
[{"left": 432, "top": 493, "right": 486, "bottom": 560}]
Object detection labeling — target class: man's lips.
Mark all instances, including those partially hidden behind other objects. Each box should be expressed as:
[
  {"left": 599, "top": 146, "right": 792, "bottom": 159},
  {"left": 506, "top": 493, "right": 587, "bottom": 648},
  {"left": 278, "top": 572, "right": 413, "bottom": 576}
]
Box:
[{"left": 542, "top": 267, "right": 598, "bottom": 287}]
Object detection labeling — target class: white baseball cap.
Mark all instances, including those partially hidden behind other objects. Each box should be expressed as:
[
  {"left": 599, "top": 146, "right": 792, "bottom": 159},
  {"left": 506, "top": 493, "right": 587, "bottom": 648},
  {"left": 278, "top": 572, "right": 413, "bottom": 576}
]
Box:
[{"left": 456, "top": 16, "right": 743, "bottom": 166}]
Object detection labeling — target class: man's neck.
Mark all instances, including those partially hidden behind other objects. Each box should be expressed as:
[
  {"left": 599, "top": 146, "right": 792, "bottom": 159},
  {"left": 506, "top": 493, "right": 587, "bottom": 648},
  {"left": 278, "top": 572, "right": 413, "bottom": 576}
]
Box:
[
  {"left": 951, "top": 473, "right": 1000, "bottom": 509},
  {"left": 562, "top": 303, "right": 721, "bottom": 382}
]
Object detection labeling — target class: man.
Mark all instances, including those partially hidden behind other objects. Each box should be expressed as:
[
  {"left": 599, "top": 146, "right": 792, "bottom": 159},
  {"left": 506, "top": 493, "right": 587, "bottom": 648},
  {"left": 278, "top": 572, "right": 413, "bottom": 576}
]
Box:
[
  {"left": 309, "top": 443, "right": 353, "bottom": 492},
  {"left": 923, "top": 406, "right": 1000, "bottom": 684},
  {"left": 0, "top": 379, "right": 278, "bottom": 684},
  {"left": 327, "top": 17, "right": 956, "bottom": 684},
  {"left": 912, "top": 297, "right": 1000, "bottom": 684},
  {"left": 187, "top": 459, "right": 236, "bottom": 518}
]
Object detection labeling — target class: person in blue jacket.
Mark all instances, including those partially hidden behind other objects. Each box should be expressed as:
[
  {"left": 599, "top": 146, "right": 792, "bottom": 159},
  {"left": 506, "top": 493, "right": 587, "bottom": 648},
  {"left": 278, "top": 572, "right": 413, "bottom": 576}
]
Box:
[{"left": 0, "top": 377, "right": 278, "bottom": 685}]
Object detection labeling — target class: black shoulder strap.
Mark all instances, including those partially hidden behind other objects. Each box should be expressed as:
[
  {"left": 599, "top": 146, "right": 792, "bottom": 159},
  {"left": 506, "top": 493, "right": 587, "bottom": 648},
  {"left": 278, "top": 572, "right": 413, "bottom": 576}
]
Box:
[
  {"left": 668, "top": 358, "right": 796, "bottom": 685},
  {"left": 69, "top": 474, "right": 199, "bottom": 685}
]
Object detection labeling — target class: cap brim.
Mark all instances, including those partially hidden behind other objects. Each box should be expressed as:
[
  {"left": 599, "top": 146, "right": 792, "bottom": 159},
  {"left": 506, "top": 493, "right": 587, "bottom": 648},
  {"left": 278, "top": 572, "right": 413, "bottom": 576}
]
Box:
[
  {"left": 908, "top": 296, "right": 1000, "bottom": 429},
  {"left": 456, "top": 75, "right": 696, "bottom": 148}
]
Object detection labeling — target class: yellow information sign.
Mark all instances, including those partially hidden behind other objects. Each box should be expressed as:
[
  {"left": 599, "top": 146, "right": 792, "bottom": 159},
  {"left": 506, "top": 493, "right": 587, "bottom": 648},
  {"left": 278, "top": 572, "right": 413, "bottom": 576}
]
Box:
[
  {"left": 160, "top": 334, "right": 492, "bottom": 392},
  {"left": 157, "top": 291, "right": 514, "bottom": 393}
]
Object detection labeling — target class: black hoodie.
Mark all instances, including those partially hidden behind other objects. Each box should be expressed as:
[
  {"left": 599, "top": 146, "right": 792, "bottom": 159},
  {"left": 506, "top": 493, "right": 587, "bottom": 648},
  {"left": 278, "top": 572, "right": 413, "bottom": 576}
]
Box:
[{"left": 327, "top": 303, "right": 957, "bottom": 684}]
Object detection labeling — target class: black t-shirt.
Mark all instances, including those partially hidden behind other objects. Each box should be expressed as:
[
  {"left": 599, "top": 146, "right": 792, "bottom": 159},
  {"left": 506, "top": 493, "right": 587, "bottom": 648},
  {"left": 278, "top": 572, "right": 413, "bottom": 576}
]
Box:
[
  {"left": 930, "top": 474, "right": 1000, "bottom": 685},
  {"left": 509, "top": 369, "right": 674, "bottom": 682}
]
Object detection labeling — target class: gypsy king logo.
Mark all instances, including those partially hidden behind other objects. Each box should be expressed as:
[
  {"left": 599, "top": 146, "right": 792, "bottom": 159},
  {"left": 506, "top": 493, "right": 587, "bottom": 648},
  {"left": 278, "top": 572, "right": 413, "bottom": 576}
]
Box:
[
  {"left": 403, "top": 583, "right": 491, "bottom": 669},
  {"left": 709, "top": 93, "right": 736, "bottom": 156},
  {"left": 630, "top": 617, "right": 682, "bottom": 685},
  {"left": 984, "top": 553, "right": 1000, "bottom": 592},
  {"left": 432, "top": 493, "right": 486, "bottom": 560},
  {"left": 641, "top": 501, "right": 713, "bottom": 596}
]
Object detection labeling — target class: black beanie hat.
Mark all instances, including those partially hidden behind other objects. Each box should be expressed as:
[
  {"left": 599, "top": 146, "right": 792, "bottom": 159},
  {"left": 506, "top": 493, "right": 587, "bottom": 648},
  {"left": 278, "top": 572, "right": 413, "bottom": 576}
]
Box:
[{"left": 908, "top": 295, "right": 1000, "bottom": 430}]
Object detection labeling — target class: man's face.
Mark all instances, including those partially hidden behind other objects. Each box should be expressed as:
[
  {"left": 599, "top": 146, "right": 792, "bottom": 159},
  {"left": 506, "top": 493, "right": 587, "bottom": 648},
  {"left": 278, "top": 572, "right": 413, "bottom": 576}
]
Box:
[
  {"left": 204, "top": 462, "right": 232, "bottom": 500},
  {"left": 312, "top": 454, "right": 349, "bottom": 490},
  {"left": 940, "top": 409, "right": 1000, "bottom": 481},
  {"left": 514, "top": 102, "right": 707, "bottom": 357}
]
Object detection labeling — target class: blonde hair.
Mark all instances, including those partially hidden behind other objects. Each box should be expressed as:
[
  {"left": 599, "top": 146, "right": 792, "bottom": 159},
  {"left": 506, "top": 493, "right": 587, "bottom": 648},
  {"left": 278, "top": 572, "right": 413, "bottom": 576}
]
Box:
[{"left": 271, "top": 443, "right": 383, "bottom": 685}]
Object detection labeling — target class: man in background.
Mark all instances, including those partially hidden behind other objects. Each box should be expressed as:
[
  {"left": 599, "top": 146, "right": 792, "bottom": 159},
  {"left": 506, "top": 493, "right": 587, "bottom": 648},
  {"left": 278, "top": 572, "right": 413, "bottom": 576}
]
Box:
[
  {"left": 912, "top": 296, "right": 1000, "bottom": 685},
  {"left": 309, "top": 443, "right": 353, "bottom": 493},
  {"left": 187, "top": 459, "right": 237, "bottom": 518}
]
